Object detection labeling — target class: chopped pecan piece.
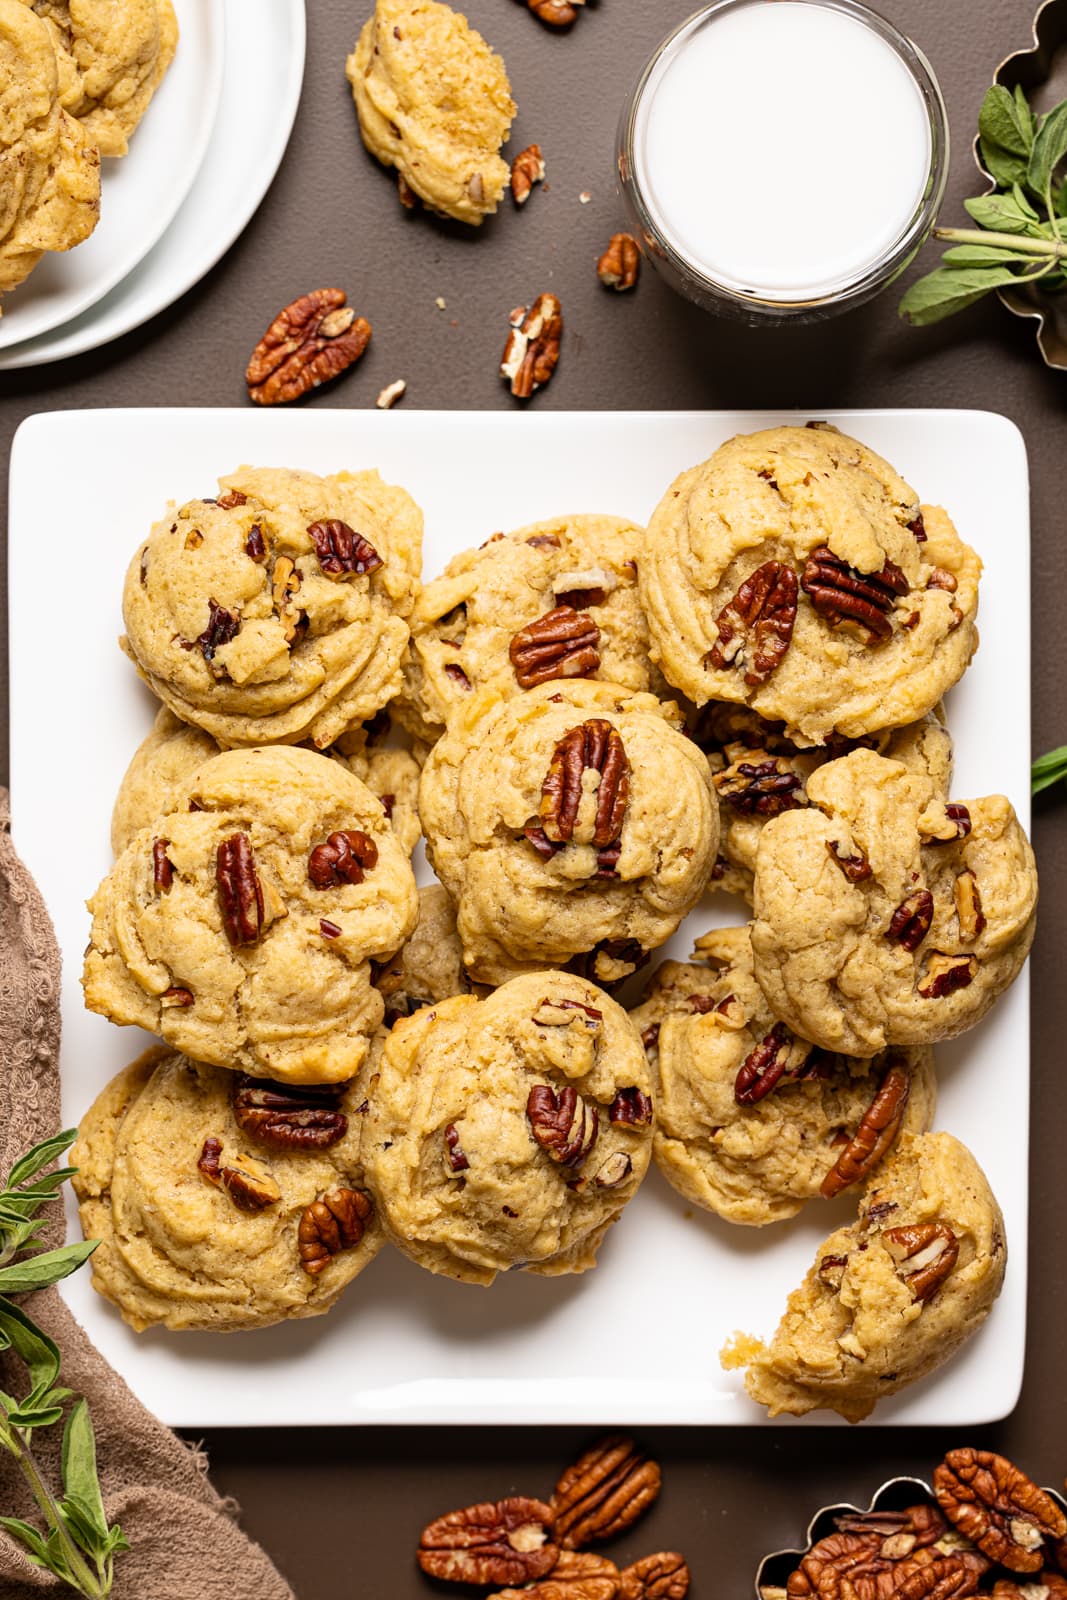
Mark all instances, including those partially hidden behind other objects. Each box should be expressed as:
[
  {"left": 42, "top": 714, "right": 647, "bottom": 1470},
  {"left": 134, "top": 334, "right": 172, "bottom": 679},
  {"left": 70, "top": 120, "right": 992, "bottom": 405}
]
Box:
[
  {"left": 533, "top": 997, "right": 603, "bottom": 1026},
  {"left": 935, "top": 1451, "right": 1067, "bottom": 1574},
  {"left": 445, "top": 1122, "right": 470, "bottom": 1172},
  {"left": 297, "top": 1186, "right": 373, "bottom": 1274},
  {"left": 920, "top": 803, "right": 971, "bottom": 843},
  {"left": 551, "top": 1437, "right": 661, "bottom": 1549},
  {"left": 308, "top": 829, "right": 378, "bottom": 889},
  {"left": 527, "top": 0, "right": 583, "bottom": 24},
  {"left": 490, "top": 1551, "right": 620, "bottom": 1600},
  {"left": 216, "top": 833, "right": 265, "bottom": 947},
  {"left": 707, "top": 561, "right": 798, "bottom": 686},
  {"left": 445, "top": 661, "right": 473, "bottom": 690},
  {"left": 501, "top": 294, "right": 563, "bottom": 398},
  {"left": 640, "top": 1024, "right": 660, "bottom": 1053},
  {"left": 597, "top": 233, "right": 640, "bottom": 292},
  {"left": 184, "top": 528, "right": 204, "bottom": 550},
  {"left": 918, "top": 952, "right": 978, "bottom": 1000},
  {"left": 270, "top": 554, "right": 302, "bottom": 642},
  {"left": 540, "top": 720, "right": 629, "bottom": 849},
  {"left": 217, "top": 490, "right": 248, "bottom": 510},
  {"left": 882, "top": 1221, "right": 960, "bottom": 1302},
  {"left": 196, "top": 598, "right": 240, "bottom": 663},
  {"left": 619, "top": 1553, "right": 689, "bottom": 1600},
  {"left": 418, "top": 1499, "right": 559, "bottom": 1587},
  {"left": 161, "top": 985, "right": 194, "bottom": 1008},
  {"left": 510, "top": 606, "right": 601, "bottom": 689},
  {"left": 245, "top": 524, "right": 267, "bottom": 561},
  {"left": 232, "top": 1076, "right": 348, "bottom": 1150},
  {"left": 954, "top": 871, "right": 986, "bottom": 940},
  {"left": 734, "top": 1023, "right": 807, "bottom": 1106},
  {"left": 594, "top": 1152, "right": 632, "bottom": 1189},
  {"left": 152, "top": 838, "right": 174, "bottom": 891},
  {"left": 527, "top": 1085, "right": 598, "bottom": 1168},
  {"left": 512, "top": 143, "right": 546, "bottom": 205},
  {"left": 826, "top": 837, "right": 873, "bottom": 882},
  {"left": 820, "top": 1062, "right": 911, "bottom": 1198},
  {"left": 307, "top": 518, "right": 383, "bottom": 578},
  {"left": 197, "top": 1138, "right": 280, "bottom": 1212},
  {"left": 888, "top": 888, "right": 934, "bottom": 952},
  {"left": 801, "top": 547, "right": 909, "bottom": 641},
  {"left": 908, "top": 513, "right": 928, "bottom": 542},
  {"left": 609, "top": 1088, "right": 653, "bottom": 1127},
  {"left": 926, "top": 567, "right": 958, "bottom": 593},
  {"left": 246, "top": 288, "right": 371, "bottom": 405},
  {"left": 320, "top": 918, "right": 342, "bottom": 939},
  {"left": 714, "top": 756, "right": 805, "bottom": 816}
]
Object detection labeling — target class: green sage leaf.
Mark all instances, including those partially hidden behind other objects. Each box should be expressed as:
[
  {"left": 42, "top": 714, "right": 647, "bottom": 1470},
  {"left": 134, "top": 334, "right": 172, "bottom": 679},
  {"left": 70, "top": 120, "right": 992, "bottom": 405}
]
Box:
[
  {"left": 899, "top": 264, "right": 1025, "bottom": 325},
  {"left": 1011, "top": 182, "right": 1042, "bottom": 221},
  {"left": 941, "top": 244, "right": 1039, "bottom": 266},
  {"left": 980, "top": 139, "right": 1029, "bottom": 188},
  {"left": 5, "top": 1132, "right": 77, "bottom": 1192},
  {"left": 0, "top": 1298, "right": 60, "bottom": 1395},
  {"left": 1029, "top": 100, "right": 1067, "bottom": 198},
  {"left": 1033, "top": 744, "right": 1067, "bottom": 794},
  {"left": 0, "top": 1241, "right": 98, "bottom": 1295},
  {"left": 979, "top": 84, "right": 1034, "bottom": 156},
  {"left": 964, "top": 192, "right": 1039, "bottom": 234},
  {"left": 0, "top": 1515, "right": 51, "bottom": 1567},
  {"left": 61, "top": 1399, "right": 109, "bottom": 1545}
]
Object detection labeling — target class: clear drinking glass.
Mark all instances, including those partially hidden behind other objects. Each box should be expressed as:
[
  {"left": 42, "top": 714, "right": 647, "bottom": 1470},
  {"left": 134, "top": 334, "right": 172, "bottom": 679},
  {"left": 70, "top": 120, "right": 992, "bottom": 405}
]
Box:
[{"left": 617, "top": 0, "right": 949, "bottom": 324}]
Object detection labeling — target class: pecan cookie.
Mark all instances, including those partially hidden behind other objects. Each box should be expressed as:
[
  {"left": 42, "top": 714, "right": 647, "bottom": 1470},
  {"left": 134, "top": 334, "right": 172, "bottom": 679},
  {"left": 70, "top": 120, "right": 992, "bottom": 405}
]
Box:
[
  {"left": 83, "top": 746, "right": 419, "bottom": 1083},
  {"left": 347, "top": 0, "right": 515, "bottom": 225},
  {"left": 629, "top": 926, "right": 935, "bottom": 1226},
  {"left": 721, "top": 1131, "right": 1007, "bottom": 1420},
  {"left": 359, "top": 972, "right": 654, "bottom": 1283},
  {"left": 640, "top": 425, "right": 981, "bottom": 743},
  {"left": 751, "top": 748, "right": 1037, "bottom": 1055},
  {"left": 110, "top": 706, "right": 422, "bottom": 858},
  {"left": 121, "top": 465, "right": 423, "bottom": 749},
  {"left": 0, "top": 0, "right": 100, "bottom": 302},
  {"left": 696, "top": 703, "right": 954, "bottom": 903},
  {"left": 398, "top": 513, "right": 654, "bottom": 743},
  {"left": 25, "top": 0, "right": 177, "bottom": 157},
  {"left": 418, "top": 680, "right": 718, "bottom": 985},
  {"left": 72, "top": 1047, "right": 381, "bottom": 1331}
]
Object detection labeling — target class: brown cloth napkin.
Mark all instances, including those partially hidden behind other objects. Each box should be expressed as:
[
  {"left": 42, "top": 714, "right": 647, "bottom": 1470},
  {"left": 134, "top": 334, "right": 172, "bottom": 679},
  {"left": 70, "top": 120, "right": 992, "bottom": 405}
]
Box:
[{"left": 0, "top": 796, "right": 295, "bottom": 1599}]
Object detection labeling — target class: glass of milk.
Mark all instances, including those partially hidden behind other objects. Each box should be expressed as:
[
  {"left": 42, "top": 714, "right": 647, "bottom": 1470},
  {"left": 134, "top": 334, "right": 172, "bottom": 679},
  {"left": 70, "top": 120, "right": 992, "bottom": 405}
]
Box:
[{"left": 618, "top": 0, "right": 948, "bottom": 321}]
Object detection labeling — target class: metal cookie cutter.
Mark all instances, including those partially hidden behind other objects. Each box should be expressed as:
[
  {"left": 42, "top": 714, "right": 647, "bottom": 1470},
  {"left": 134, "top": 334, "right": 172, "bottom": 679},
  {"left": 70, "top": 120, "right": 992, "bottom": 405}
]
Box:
[{"left": 978, "top": 0, "right": 1067, "bottom": 369}]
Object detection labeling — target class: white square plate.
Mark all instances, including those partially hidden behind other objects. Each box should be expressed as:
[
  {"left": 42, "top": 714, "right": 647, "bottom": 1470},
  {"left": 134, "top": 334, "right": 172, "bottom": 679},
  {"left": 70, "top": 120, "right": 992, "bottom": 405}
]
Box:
[{"left": 8, "top": 408, "right": 1030, "bottom": 1428}]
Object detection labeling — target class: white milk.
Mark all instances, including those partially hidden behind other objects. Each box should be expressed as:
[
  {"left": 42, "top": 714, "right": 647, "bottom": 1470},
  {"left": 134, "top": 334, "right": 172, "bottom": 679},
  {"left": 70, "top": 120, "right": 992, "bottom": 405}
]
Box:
[{"left": 633, "top": 1, "right": 933, "bottom": 302}]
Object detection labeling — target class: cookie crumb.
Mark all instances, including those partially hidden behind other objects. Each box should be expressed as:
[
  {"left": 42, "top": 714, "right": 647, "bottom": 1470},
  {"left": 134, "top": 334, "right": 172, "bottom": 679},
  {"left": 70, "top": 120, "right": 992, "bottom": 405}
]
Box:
[
  {"left": 435, "top": 296, "right": 447, "bottom": 310},
  {"left": 376, "top": 379, "right": 407, "bottom": 410},
  {"left": 579, "top": 190, "right": 592, "bottom": 205}
]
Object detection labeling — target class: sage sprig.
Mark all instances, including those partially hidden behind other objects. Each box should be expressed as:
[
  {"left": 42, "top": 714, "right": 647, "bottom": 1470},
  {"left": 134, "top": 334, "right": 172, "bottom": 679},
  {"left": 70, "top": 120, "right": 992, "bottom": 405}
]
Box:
[
  {"left": 0, "top": 1131, "right": 128, "bottom": 1597},
  {"left": 1033, "top": 745, "right": 1067, "bottom": 796},
  {"left": 900, "top": 84, "right": 1067, "bottom": 326}
]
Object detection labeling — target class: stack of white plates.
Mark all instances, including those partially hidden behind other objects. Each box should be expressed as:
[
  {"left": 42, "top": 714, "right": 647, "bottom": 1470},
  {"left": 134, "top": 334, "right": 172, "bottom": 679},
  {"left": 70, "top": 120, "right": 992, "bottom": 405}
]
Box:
[{"left": 0, "top": 0, "right": 305, "bottom": 370}]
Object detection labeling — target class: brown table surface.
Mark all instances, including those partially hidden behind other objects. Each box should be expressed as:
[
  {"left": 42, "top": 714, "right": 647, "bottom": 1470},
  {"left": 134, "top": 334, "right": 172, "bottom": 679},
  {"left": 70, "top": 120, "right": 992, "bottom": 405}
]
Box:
[{"left": 3, "top": 0, "right": 1067, "bottom": 1594}]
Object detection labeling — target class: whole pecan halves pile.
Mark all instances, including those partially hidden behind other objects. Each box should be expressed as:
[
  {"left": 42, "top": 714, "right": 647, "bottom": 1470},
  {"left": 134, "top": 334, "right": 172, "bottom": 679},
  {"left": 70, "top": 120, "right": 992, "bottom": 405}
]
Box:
[
  {"left": 246, "top": 288, "right": 372, "bottom": 406},
  {"left": 934, "top": 1451, "right": 1067, "bottom": 1575}
]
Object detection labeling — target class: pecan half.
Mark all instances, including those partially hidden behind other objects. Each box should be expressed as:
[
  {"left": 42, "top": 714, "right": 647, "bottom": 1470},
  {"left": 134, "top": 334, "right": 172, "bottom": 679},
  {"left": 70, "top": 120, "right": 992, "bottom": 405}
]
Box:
[
  {"left": 597, "top": 233, "right": 640, "bottom": 292},
  {"left": 734, "top": 1023, "right": 808, "bottom": 1106},
  {"left": 307, "top": 519, "right": 383, "bottom": 578},
  {"left": 882, "top": 1221, "right": 960, "bottom": 1302},
  {"left": 152, "top": 838, "right": 174, "bottom": 891},
  {"left": 619, "top": 1553, "right": 689, "bottom": 1600},
  {"left": 540, "top": 720, "right": 629, "bottom": 849},
  {"left": 197, "top": 1138, "right": 280, "bottom": 1212},
  {"left": 934, "top": 1451, "right": 1067, "bottom": 1574},
  {"left": 196, "top": 598, "right": 240, "bottom": 663},
  {"left": 527, "top": 0, "right": 583, "bottom": 24},
  {"left": 490, "top": 1551, "right": 620, "bottom": 1600},
  {"left": 992, "top": 1577, "right": 1067, "bottom": 1599},
  {"left": 707, "top": 561, "right": 798, "bottom": 685},
  {"left": 820, "top": 1062, "right": 911, "bottom": 1198},
  {"left": 232, "top": 1076, "right": 348, "bottom": 1151},
  {"left": 918, "top": 952, "right": 978, "bottom": 1000},
  {"left": 801, "top": 547, "right": 909, "bottom": 641},
  {"left": 834, "top": 1504, "right": 948, "bottom": 1554},
  {"left": 445, "top": 1122, "right": 470, "bottom": 1172},
  {"left": 308, "top": 829, "right": 378, "bottom": 888},
  {"left": 418, "top": 1499, "right": 559, "bottom": 1587},
  {"left": 954, "top": 871, "right": 986, "bottom": 940},
  {"left": 510, "top": 606, "right": 601, "bottom": 689},
  {"left": 216, "top": 833, "right": 265, "bottom": 947},
  {"left": 527, "top": 1085, "right": 598, "bottom": 1168},
  {"left": 297, "top": 1186, "right": 373, "bottom": 1274},
  {"left": 609, "top": 1088, "right": 653, "bottom": 1127},
  {"left": 895, "top": 1555, "right": 982, "bottom": 1599},
  {"left": 246, "top": 289, "right": 371, "bottom": 405},
  {"left": 512, "top": 143, "right": 546, "bottom": 205},
  {"left": 889, "top": 889, "right": 934, "bottom": 952},
  {"left": 714, "top": 756, "right": 804, "bottom": 816},
  {"left": 551, "top": 1437, "right": 661, "bottom": 1549},
  {"left": 501, "top": 294, "right": 563, "bottom": 398}
]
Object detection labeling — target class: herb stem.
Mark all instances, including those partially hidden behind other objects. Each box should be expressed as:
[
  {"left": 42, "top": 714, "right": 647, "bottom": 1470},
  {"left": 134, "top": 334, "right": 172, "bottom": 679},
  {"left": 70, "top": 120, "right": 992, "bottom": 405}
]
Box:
[
  {"left": 0, "top": 1399, "right": 107, "bottom": 1598},
  {"left": 933, "top": 226, "right": 1067, "bottom": 257}
]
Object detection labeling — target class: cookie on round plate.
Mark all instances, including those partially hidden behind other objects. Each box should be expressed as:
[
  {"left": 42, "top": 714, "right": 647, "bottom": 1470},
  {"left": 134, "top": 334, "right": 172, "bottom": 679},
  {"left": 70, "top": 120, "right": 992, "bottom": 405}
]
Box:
[
  {"left": 121, "top": 465, "right": 422, "bottom": 749},
  {"left": 640, "top": 424, "right": 981, "bottom": 743},
  {"left": 84, "top": 745, "right": 419, "bottom": 1083},
  {"left": 751, "top": 748, "right": 1037, "bottom": 1056},
  {"left": 630, "top": 926, "right": 936, "bottom": 1226},
  {"left": 721, "top": 1131, "right": 1006, "bottom": 1421},
  {"left": 73, "top": 1047, "right": 381, "bottom": 1332},
  {"left": 418, "top": 679, "right": 718, "bottom": 985},
  {"left": 360, "top": 971, "right": 654, "bottom": 1284}
]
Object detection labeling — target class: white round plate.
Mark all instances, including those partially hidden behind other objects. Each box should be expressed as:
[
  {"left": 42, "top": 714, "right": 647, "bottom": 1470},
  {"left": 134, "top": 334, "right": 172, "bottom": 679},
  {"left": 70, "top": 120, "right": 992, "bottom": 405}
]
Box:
[
  {"left": 0, "top": 0, "right": 225, "bottom": 351},
  {"left": 0, "top": 0, "right": 306, "bottom": 370}
]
